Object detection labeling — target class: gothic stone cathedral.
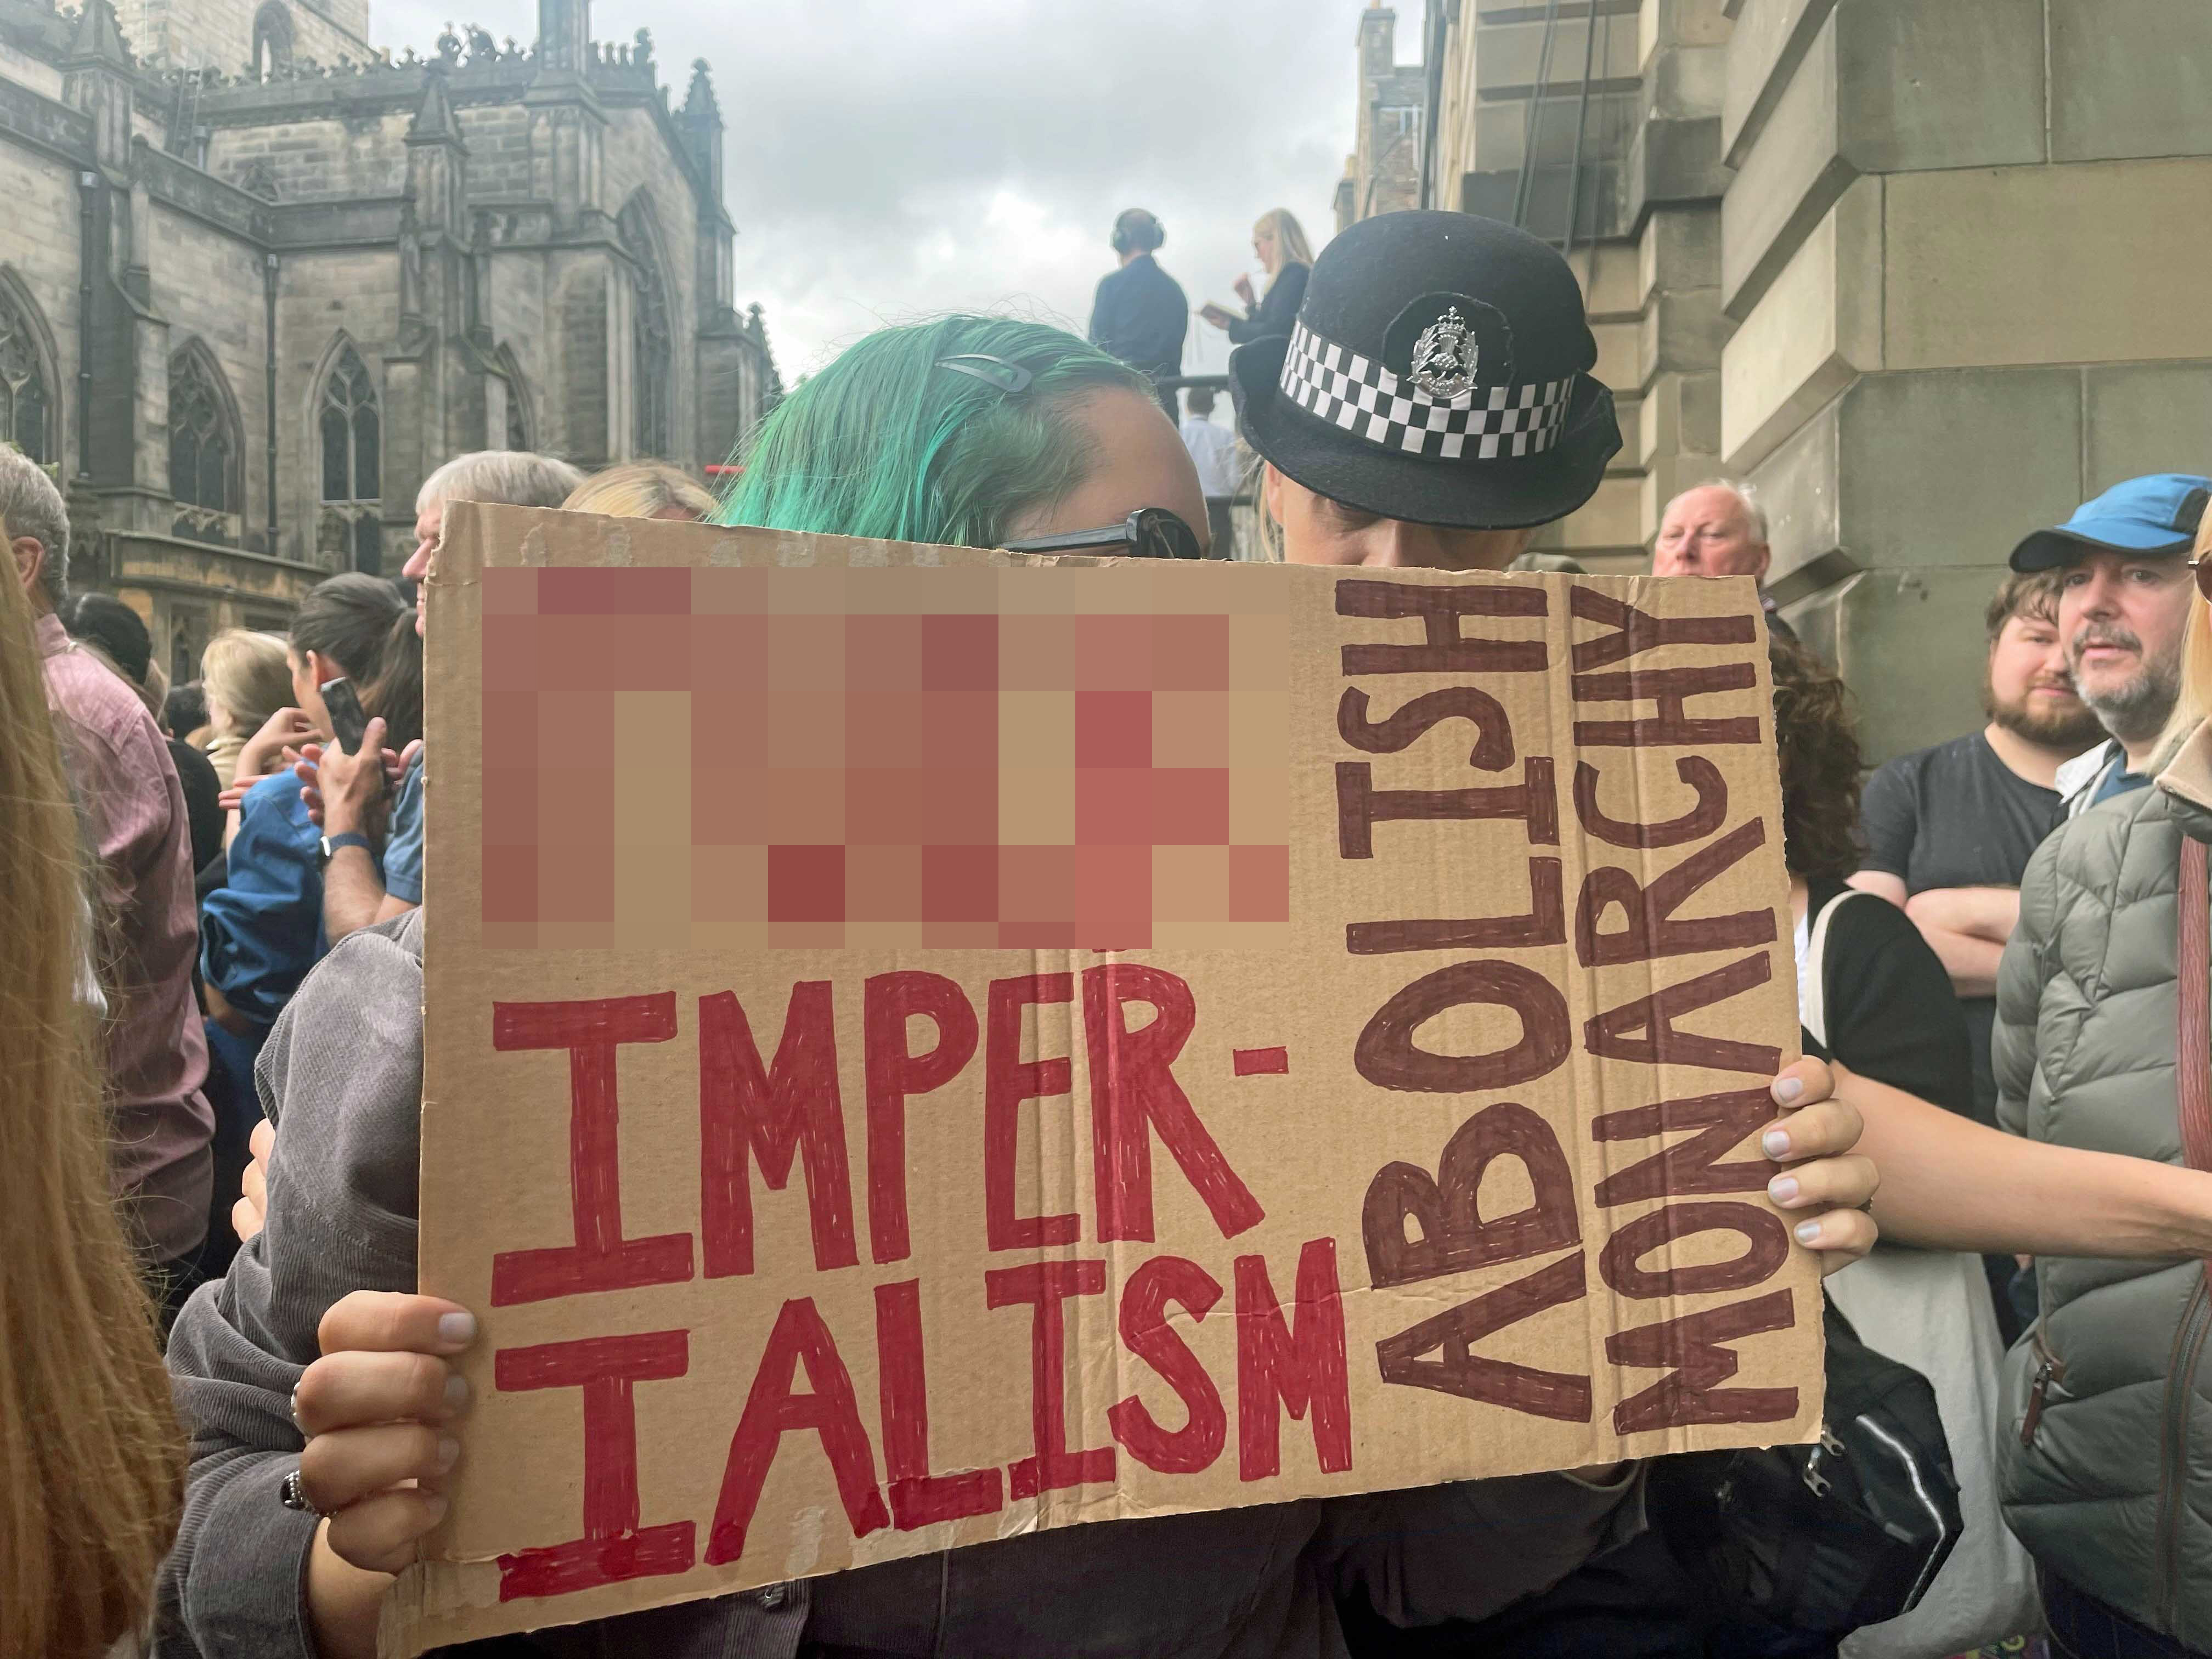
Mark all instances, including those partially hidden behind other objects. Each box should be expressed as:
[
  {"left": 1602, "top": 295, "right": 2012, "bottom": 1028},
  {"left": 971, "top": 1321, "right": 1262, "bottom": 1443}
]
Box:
[{"left": 0, "top": 0, "right": 778, "bottom": 678}]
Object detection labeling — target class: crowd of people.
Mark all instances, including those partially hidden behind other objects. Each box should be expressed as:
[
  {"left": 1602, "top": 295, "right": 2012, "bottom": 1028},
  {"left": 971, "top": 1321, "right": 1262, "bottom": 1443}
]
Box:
[{"left": 3, "top": 201, "right": 2210, "bottom": 1659}]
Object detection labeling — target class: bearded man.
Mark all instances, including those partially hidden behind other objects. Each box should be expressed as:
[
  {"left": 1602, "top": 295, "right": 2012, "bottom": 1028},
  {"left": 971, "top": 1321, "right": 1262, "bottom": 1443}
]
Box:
[{"left": 1850, "top": 571, "right": 2107, "bottom": 1129}]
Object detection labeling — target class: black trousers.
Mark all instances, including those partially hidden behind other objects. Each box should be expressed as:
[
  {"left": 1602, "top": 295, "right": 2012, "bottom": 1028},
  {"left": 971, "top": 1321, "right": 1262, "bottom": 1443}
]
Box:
[{"left": 2045, "top": 1573, "right": 2212, "bottom": 1659}]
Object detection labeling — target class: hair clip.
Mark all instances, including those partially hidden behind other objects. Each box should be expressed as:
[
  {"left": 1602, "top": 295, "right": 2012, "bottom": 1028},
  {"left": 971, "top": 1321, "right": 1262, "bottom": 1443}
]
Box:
[{"left": 935, "top": 354, "right": 1034, "bottom": 395}]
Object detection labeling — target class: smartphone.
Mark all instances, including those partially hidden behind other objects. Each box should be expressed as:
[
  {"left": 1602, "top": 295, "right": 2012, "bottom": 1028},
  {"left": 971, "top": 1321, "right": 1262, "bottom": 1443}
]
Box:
[{"left": 320, "top": 676, "right": 371, "bottom": 755}]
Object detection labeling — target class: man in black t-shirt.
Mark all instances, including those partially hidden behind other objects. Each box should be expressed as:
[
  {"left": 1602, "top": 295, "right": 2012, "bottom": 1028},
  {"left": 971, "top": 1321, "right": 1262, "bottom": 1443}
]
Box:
[{"left": 1849, "top": 572, "right": 2106, "bottom": 1126}]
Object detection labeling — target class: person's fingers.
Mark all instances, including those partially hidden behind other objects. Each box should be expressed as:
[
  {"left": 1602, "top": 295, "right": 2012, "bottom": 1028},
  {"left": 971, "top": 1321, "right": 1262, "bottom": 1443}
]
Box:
[
  {"left": 300, "top": 1422, "right": 459, "bottom": 1515},
  {"left": 1765, "top": 1152, "right": 1877, "bottom": 1216},
  {"left": 250, "top": 1116, "right": 274, "bottom": 1162},
  {"left": 1768, "top": 1056, "right": 1834, "bottom": 1110},
  {"left": 1758, "top": 1095, "right": 1863, "bottom": 1164},
  {"left": 291, "top": 1350, "right": 466, "bottom": 1436},
  {"left": 232, "top": 1193, "right": 264, "bottom": 1243},
  {"left": 400, "top": 738, "right": 424, "bottom": 771},
  {"left": 321, "top": 1488, "right": 449, "bottom": 1576},
  {"left": 317, "top": 1289, "right": 478, "bottom": 1359},
  {"left": 1804, "top": 1207, "right": 1880, "bottom": 1274},
  {"left": 240, "top": 1153, "right": 266, "bottom": 1214}
]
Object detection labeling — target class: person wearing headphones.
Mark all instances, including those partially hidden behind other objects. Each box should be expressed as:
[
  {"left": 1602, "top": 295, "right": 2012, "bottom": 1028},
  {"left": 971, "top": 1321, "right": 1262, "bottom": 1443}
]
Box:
[{"left": 1088, "top": 206, "right": 1189, "bottom": 420}]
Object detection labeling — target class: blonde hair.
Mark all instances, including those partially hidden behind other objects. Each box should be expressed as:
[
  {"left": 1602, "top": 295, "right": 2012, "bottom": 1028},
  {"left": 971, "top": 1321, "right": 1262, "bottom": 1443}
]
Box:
[
  {"left": 1254, "top": 209, "right": 1315, "bottom": 279},
  {"left": 2165, "top": 508, "right": 2212, "bottom": 751},
  {"left": 201, "top": 628, "right": 294, "bottom": 740},
  {"left": 0, "top": 518, "right": 184, "bottom": 1656},
  {"left": 563, "top": 461, "right": 719, "bottom": 521}
]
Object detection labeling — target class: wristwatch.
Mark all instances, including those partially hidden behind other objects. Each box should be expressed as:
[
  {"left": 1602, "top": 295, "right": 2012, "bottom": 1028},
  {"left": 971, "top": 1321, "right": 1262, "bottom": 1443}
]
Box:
[{"left": 318, "top": 831, "right": 373, "bottom": 869}]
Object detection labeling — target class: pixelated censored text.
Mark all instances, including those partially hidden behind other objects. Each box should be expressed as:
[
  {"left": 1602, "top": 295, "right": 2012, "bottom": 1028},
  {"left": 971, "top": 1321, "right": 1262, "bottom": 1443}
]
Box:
[{"left": 479, "top": 567, "right": 1291, "bottom": 950}]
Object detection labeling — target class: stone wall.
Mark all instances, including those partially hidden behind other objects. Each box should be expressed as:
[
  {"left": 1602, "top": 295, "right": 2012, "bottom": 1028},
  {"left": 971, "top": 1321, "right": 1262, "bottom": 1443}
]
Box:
[
  {"left": 1724, "top": 0, "right": 2212, "bottom": 761},
  {"left": 0, "top": 137, "right": 84, "bottom": 464}
]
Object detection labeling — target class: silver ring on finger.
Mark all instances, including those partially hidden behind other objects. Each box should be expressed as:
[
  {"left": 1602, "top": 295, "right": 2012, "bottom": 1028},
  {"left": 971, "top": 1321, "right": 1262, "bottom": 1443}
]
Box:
[{"left": 278, "top": 1465, "right": 333, "bottom": 1519}]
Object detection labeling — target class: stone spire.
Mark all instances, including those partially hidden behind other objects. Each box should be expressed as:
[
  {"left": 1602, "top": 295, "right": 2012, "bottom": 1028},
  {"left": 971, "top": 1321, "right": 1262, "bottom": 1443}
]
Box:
[
  {"left": 676, "top": 58, "right": 722, "bottom": 200},
  {"left": 406, "top": 61, "right": 466, "bottom": 150},
  {"left": 61, "top": 0, "right": 135, "bottom": 169}
]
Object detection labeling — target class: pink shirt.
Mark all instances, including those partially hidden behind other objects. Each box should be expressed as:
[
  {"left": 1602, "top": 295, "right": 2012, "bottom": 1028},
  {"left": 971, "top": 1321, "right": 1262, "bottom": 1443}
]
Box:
[{"left": 39, "top": 612, "right": 212, "bottom": 1262}]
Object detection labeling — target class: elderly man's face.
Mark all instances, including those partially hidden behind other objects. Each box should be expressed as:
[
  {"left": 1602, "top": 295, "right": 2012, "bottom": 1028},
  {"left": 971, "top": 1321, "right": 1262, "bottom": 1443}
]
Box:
[
  {"left": 1654, "top": 486, "right": 1770, "bottom": 582},
  {"left": 402, "top": 501, "right": 442, "bottom": 637}
]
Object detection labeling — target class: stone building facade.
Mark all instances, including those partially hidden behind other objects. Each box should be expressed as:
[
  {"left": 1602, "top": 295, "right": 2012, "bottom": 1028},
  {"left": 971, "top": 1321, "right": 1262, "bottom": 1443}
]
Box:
[
  {"left": 1409, "top": 0, "right": 2212, "bottom": 763},
  {"left": 1335, "top": 4, "right": 1427, "bottom": 233},
  {"left": 0, "top": 0, "right": 779, "bottom": 681}
]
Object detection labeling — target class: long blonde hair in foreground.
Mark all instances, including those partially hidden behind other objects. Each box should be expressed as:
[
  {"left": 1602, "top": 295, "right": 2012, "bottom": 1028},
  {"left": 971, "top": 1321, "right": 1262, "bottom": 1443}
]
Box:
[
  {"left": 2163, "top": 507, "right": 2212, "bottom": 757},
  {"left": 0, "top": 522, "right": 184, "bottom": 1657}
]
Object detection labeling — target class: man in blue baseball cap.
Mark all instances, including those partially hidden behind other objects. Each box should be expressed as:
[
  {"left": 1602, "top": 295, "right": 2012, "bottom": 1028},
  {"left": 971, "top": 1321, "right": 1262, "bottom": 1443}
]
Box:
[{"left": 2010, "top": 473, "right": 2211, "bottom": 815}]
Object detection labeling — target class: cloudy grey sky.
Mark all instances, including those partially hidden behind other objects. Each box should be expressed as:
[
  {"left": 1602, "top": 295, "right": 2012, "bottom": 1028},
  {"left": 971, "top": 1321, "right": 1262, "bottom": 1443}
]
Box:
[{"left": 370, "top": 0, "right": 1393, "bottom": 380}]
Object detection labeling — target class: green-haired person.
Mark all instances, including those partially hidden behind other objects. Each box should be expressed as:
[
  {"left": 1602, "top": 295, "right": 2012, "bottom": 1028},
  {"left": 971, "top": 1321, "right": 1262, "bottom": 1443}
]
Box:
[{"left": 717, "top": 314, "right": 1212, "bottom": 560}]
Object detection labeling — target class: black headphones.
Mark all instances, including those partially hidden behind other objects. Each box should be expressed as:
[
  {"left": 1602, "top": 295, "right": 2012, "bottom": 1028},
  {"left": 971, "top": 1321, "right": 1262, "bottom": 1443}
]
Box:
[{"left": 1111, "top": 209, "right": 1164, "bottom": 256}]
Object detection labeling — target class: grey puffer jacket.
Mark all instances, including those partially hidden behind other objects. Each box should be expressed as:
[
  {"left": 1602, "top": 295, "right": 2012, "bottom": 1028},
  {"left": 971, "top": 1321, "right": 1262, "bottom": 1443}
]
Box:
[{"left": 1993, "top": 724, "right": 2212, "bottom": 1647}]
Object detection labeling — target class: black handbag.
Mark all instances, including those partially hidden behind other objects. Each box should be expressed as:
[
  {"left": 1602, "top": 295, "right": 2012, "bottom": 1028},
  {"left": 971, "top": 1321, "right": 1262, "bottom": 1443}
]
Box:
[{"left": 1649, "top": 1297, "right": 1963, "bottom": 1644}]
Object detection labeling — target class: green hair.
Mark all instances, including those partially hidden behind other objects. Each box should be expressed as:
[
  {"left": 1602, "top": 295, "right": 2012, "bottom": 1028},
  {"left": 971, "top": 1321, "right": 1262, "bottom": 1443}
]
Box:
[{"left": 714, "top": 316, "right": 1154, "bottom": 547}]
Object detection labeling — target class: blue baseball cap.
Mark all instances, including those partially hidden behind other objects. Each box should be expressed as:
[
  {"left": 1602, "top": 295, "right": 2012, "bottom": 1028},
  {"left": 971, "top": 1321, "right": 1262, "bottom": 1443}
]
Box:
[{"left": 2010, "top": 473, "right": 2210, "bottom": 573}]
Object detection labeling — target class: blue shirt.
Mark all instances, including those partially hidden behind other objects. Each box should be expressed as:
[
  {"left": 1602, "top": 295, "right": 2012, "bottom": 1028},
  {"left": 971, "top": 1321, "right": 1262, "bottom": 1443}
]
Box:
[
  {"left": 199, "top": 771, "right": 329, "bottom": 1035},
  {"left": 383, "top": 753, "right": 424, "bottom": 906},
  {"left": 2090, "top": 752, "right": 2151, "bottom": 806}
]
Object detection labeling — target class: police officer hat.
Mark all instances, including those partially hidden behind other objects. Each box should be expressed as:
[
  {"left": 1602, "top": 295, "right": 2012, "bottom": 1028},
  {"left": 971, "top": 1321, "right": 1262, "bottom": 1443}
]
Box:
[{"left": 1230, "top": 211, "right": 1621, "bottom": 530}]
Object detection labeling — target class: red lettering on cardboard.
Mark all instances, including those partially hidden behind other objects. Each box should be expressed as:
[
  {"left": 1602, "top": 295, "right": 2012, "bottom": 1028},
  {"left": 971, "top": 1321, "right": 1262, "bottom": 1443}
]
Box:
[
  {"left": 489, "top": 995, "right": 694, "bottom": 1307},
  {"left": 704, "top": 1297, "right": 890, "bottom": 1565},
  {"left": 1571, "top": 664, "right": 1762, "bottom": 748},
  {"left": 1347, "top": 856, "right": 1566, "bottom": 954},
  {"left": 984, "top": 975, "right": 1081, "bottom": 1251},
  {"left": 1337, "top": 684, "right": 1515, "bottom": 771},
  {"left": 1108, "top": 1254, "right": 1228, "bottom": 1476},
  {"left": 1573, "top": 756, "right": 1729, "bottom": 849},
  {"left": 1567, "top": 585, "right": 1759, "bottom": 672},
  {"left": 699, "top": 985, "right": 859, "bottom": 1278},
  {"left": 1355, "top": 960, "right": 1573, "bottom": 1093},
  {"left": 1574, "top": 821, "right": 1778, "bottom": 967},
  {"left": 987, "top": 1259, "right": 1118, "bottom": 1499},
  {"left": 1584, "top": 953, "right": 1782, "bottom": 1077},
  {"left": 1335, "top": 755, "right": 1558, "bottom": 860},
  {"left": 1592, "top": 1087, "right": 1778, "bottom": 1207},
  {"left": 1336, "top": 578, "right": 1549, "bottom": 675},
  {"left": 1234, "top": 1239, "right": 1353, "bottom": 1482},
  {"left": 493, "top": 1329, "right": 695, "bottom": 1600},
  {"left": 1374, "top": 1251, "right": 1594, "bottom": 1422},
  {"left": 864, "top": 973, "right": 979, "bottom": 1265},
  {"left": 1608, "top": 1289, "right": 1799, "bottom": 1433},
  {"left": 1599, "top": 1201, "right": 1792, "bottom": 1300},
  {"left": 873, "top": 1279, "right": 1005, "bottom": 1530},
  {"left": 1362, "top": 1102, "right": 1581, "bottom": 1287},
  {"left": 1085, "top": 963, "right": 1264, "bottom": 1244}
]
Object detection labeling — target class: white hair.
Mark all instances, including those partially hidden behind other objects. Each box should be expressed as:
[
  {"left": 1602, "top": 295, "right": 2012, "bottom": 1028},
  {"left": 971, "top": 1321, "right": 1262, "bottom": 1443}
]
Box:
[
  {"left": 0, "top": 447, "right": 69, "bottom": 605},
  {"left": 416, "top": 450, "right": 585, "bottom": 515},
  {"left": 1669, "top": 477, "right": 1770, "bottom": 543}
]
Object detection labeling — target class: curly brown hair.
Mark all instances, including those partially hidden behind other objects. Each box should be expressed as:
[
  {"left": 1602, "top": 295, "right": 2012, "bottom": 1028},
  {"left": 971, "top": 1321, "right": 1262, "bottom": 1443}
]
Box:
[{"left": 1769, "top": 637, "right": 1863, "bottom": 882}]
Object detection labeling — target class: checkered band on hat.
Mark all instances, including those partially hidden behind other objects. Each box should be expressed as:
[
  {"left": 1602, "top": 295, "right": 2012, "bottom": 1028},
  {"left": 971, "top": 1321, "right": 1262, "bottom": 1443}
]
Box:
[{"left": 1277, "top": 320, "right": 1574, "bottom": 461}]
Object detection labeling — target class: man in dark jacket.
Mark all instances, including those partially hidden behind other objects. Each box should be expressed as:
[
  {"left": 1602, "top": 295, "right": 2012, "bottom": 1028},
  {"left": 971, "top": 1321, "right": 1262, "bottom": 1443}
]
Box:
[{"left": 1088, "top": 207, "right": 1188, "bottom": 419}]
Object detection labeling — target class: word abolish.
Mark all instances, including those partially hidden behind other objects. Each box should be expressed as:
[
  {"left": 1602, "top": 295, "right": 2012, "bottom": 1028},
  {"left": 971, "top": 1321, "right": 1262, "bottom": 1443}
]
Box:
[
  {"left": 1336, "top": 579, "right": 1797, "bottom": 1435},
  {"left": 478, "top": 972, "right": 1348, "bottom": 1602}
]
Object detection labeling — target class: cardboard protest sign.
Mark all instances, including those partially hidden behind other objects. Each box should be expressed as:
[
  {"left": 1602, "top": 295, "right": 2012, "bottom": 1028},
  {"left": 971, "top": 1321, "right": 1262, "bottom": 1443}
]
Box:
[{"left": 385, "top": 503, "right": 1820, "bottom": 1656}]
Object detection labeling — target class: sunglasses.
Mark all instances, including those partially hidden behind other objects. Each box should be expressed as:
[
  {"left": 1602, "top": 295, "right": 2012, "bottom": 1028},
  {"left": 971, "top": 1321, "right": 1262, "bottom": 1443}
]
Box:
[
  {"left": 1002, "top": 507, "right": 1208, "bottom": 561},
  {"left": 2194, "top": 555, "right": 2212, "bottom": 602}
]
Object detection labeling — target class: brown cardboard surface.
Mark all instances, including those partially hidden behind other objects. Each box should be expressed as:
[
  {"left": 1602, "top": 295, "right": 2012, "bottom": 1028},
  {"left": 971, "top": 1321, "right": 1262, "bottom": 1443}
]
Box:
[{"left": 383, "top": 503, "right": 1821, "bottom": 1656}]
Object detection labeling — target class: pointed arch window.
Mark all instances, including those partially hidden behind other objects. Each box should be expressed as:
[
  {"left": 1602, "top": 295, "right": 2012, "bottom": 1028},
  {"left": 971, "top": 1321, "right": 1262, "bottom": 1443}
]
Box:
[
  {"left": 253, "top": 2, "right": 294, "bottom": 80},
  {"left": 0, "top": 284, "right": 51, "bottom": 462},
  {"left": 618, "top": 196, "right": 672, "bottom": 459},
  {"left": 319, "top": 344, "right": 382, "bottom": 574},
  {"left": 168, "top": 347, "right": 238, "bottom": 516}
]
